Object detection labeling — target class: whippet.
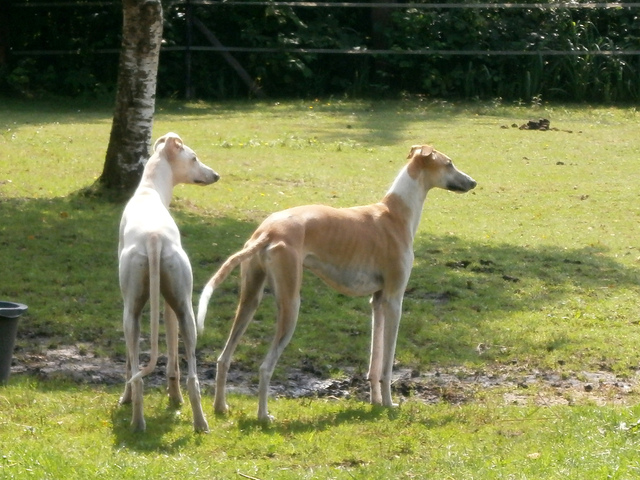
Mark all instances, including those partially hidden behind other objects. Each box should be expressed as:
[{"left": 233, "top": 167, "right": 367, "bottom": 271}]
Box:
[
  {"left": 198, "top": 145, "right": 476, "bottom": 422},
  {"left": 118, "top": 132, "right": 219, "bottom": 432}
]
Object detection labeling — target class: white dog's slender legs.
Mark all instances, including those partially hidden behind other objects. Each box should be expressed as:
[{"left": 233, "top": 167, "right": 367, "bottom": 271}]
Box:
[
  {"left": 119, "top": 252, "right": 144, "bottom": 409},
  {"left": 118, "top": 132, "right": 218, "bottom": 432},
  {"left": 162, "top": 250, "right": 209, "bottom": 433},
  {"left": 179, "top": 305, "right": 209, "bottom": 433},
  {"left": 123, "top": 303, "right": 145, "bottom": 431},
  {"left": 164, "top": 304, "right": 184, "bottom": 408},
  {"left": 368, "top": 292, "right": 384, "bottom": 405},
  {"left": 120, "top": 361, "right": 132, "bottom": 405}
]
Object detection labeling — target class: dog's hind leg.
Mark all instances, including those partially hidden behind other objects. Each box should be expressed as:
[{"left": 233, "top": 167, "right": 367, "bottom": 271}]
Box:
[
  {"left": 214, "top": 258, "right": 266, "bottom": 415},
  {"left": 120, "top": 357, "right": 133, "bottom": 405},
  {"left": 179, "top": 304, "right": 209, "bottom": 433},
  {"left": 165, "top": 302, "right": 184, "bottom": 408},
  {"left": 118, "top": 251, "right": 147, "bottom": 430},
  {"left": 165, "top": 251, "right": 209, "bottom": 433},
  {"left": 122, "top": 303, "right": 145, "bottom": 431},
  {"left": 367, "top": 291, "right": 385, "bottom": 405},
  {"left": 257, "top": 243, "right": 302, "bottom": 422}
]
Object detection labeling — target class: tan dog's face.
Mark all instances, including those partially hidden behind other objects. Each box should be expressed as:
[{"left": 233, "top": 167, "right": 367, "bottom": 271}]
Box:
[
  {"left": 408, "top": 145, "right": 477, "bottom": 193},
  {"left": 156, "top": 133, "right": 220, "bottom": 186}
]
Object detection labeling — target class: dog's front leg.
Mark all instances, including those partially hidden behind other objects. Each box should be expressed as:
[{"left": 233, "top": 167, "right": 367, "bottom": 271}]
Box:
[
  {"left": 380, "top": 295, "right": 403, "bottom": 407},
  {"left": 165, "top": 302, "right": 184, "bottom": 408},
  {"left": 367, "top": 292, "right": 384, "bottom": 405}
]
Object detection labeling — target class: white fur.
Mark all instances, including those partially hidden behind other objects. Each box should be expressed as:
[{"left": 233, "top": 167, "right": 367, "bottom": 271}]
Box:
[{"left": 118, "top": 132, "right": 218, "bottom": 433}]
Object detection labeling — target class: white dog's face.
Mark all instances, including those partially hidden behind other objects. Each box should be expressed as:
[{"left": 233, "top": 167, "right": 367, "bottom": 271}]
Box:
[
  {"left": 156, "top": 133, "right": 220, "bottom": 186},
  {"left": 172, "top": 142, "right": 220, "bottom": 186}
]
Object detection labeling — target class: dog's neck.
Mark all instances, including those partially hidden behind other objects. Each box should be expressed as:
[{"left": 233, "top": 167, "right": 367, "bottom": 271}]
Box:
[
  {"left": 137, "top": 156, "right": 175, "bottom": 207},
  {"left": 383, "top": 164, "right": 430, "bottom": 240}
]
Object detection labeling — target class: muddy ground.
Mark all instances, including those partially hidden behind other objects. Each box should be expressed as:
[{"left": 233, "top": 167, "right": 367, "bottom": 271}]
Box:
[{"left": 10, "top": 344, "right": 640, "bottom": 408}]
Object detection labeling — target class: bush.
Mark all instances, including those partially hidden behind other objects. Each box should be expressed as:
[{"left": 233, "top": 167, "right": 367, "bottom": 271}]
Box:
[{"left": 3, "top": 0, "right": 639, "bottom": 101}]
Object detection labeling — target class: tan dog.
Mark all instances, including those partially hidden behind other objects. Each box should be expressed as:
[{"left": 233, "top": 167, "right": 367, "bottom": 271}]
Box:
[
  {"left": 118, "top": 132, "right": 219, "bottom": 432},
  {"left": 198, "top": 145, "right": 476, "bottom": 422}
]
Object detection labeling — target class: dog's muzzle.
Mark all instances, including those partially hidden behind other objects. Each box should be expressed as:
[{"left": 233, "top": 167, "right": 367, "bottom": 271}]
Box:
[{"left": 447, "top": 176, "right": 477, "bottom": 193}]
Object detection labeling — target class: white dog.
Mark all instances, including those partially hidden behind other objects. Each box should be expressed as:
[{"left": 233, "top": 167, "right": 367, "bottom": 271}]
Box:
[
  {"left": 118, "top": 132, "right": 219, "bottom": 432},
  {"left": 198, "top": 145, "right": 476, "bottom": 422}
]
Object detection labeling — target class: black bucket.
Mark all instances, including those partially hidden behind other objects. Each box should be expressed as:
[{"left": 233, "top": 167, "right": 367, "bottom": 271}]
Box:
[{"left": 0, "top": 301, "right": 28, "bottom": 385}]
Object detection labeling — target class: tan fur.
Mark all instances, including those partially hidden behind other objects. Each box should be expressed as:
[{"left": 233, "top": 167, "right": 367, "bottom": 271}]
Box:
[{"left": 198, "top": 144, "right": 476, "bottom": 422}]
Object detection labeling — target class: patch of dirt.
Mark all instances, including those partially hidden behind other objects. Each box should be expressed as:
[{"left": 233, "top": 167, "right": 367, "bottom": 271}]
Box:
[
  {"left": 500, "top": 118, "right": 579, "bottom": 134},
  {"left": 10, "top": 345, "right": 639, "bottom": 407}
]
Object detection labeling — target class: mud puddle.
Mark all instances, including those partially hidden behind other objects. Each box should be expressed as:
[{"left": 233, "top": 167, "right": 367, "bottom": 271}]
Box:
[{"left": 10, "top": 344, "right": 639, "bottom": 407}]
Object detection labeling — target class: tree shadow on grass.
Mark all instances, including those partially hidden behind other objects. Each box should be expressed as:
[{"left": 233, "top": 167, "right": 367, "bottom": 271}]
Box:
[
  {"left": 0, "top": 194, "right": 254, "bottom": 348},
  {"left": 232, "top": 401, "right": 462, "bottom": 435},
  {"left": 234, "top": 403, "right": 389, "bottom": 435},
  {"left": 1, "top": 193, "right": 639, "bottom": 372},
  {"left": 0, "top": 98, "right": 473, "bottom": 151}
]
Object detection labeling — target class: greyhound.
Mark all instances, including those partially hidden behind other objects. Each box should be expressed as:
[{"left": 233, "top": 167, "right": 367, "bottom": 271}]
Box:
[
  {"left": 118, "top": 132, "right": 219, "bottom": 432},
  {"left": 198, "top": 145, "right": 476, "bottom": 422}
]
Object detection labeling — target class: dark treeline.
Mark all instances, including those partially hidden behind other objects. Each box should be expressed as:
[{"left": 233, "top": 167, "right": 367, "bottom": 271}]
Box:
[{"left": 2, "top": 0, "right": 640, "bottom": 102}]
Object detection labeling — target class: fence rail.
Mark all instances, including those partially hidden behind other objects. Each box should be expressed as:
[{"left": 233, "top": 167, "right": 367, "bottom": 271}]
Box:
[
  {"left": 13, "top": 1, "right": 640, "bottom": 8},
  {"left": 7, "top": 0, "right": 640, "bottom": 99},
  {"left": 11, "top": 1, "right": 640, "bottom": 58},
  {"left": 13, "top": 47, "right": 640, "bottom": 57}
]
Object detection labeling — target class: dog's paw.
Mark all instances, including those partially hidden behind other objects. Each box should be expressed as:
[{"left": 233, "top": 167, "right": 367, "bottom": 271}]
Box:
[
  {"left": 214, "top": 402, "right": 229, "bottom": 416},
  {"left": 258, "top": 413, "right": 275, "bottom": 424},
  {"left": 131, "top": 418, "right": 146, "bottom": 432},
  {"left": 195, "top": 419, "right": 210, "bottom": 434},
  {"left": 167, "top": 393, "right": 184, "bottom": 409}
]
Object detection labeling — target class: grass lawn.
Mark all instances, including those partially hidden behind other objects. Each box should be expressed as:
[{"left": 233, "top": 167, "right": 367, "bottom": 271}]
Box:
[{"left": 0, "top": 97, "right": 639, "bottom": 478}]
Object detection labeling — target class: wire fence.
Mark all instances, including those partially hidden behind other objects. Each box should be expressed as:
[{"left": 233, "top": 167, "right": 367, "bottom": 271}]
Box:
[
  {"left": 13, "top": 1, "right": 640, "bottom": 8},
  {"left": 10, "top": 0, "right": 640, "bottom": 57}
]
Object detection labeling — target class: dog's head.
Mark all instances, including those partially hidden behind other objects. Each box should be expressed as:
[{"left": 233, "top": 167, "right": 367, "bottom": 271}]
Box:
[
  {"left": 407, "top": 144, "right": 476, "bottom": 193},
  {"left": 154, "top": 132, "right": 220, "bottom": 186}
]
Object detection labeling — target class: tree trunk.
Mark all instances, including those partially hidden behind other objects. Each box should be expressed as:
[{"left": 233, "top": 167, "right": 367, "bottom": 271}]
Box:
[{"left": 97, "top": 0, "right": 163, "bottom": 197}]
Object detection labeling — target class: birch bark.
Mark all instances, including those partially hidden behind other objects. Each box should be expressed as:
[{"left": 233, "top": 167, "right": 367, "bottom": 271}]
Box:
[{"left": 98, "top": 0, "right": 163, "bottom": 195}]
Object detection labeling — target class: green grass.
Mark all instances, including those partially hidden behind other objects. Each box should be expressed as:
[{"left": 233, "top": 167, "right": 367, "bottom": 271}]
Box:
[
  {"left": 3, "top": 378, "right": 640, "bottom": 478},
  {"left": 1, "top": 97, "right": 640, "bottom": 478}
]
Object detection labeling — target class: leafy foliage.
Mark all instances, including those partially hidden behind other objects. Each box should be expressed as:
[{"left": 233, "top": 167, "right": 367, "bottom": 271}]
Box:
[{"left": 3, "top": 0, "right": 640, "bottom": 101}]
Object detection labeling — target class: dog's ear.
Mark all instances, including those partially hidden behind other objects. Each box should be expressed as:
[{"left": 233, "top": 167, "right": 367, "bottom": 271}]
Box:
[
  {"left": 153, "top": 134, "right": 167, "bottom": 152},
  {"left": 153, "top": 132, "right": 183, "bottom": 153},
  {"left": 167, "top": 136, "right": 184, "bottom": 152},
  {"left": 407, "top": 145, "right": 434, "bottom": 159},
  {"left": 407, "top": 145, "right": 421, "bottom": 159},
  {"left": 419, "top": 145, "right": 434, "bottom": 157}
]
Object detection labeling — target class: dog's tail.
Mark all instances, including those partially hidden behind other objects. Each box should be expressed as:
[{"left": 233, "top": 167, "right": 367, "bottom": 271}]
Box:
[
  {"left": 197, "top": 232, "right": 270, "bottom": 333},
  {"left": 129, "top": 235, "right": 162, "bottom": 383}
]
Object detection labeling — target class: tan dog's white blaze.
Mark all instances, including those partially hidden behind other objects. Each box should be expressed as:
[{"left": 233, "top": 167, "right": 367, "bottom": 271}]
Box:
[
  {"left": 118, "top": 132, "right": 219, "bottom": 432},
  {"left": 198, "top": 145, "right": 476, "bottom": 422}
]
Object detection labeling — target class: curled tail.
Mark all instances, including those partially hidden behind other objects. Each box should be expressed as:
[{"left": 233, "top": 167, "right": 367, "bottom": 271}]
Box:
[
  {"left": 197, "top": 232, "right": 270, "bottom": 332},
  {"left": 130, "top": 235, "right": 161, "bottom": 383}
]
